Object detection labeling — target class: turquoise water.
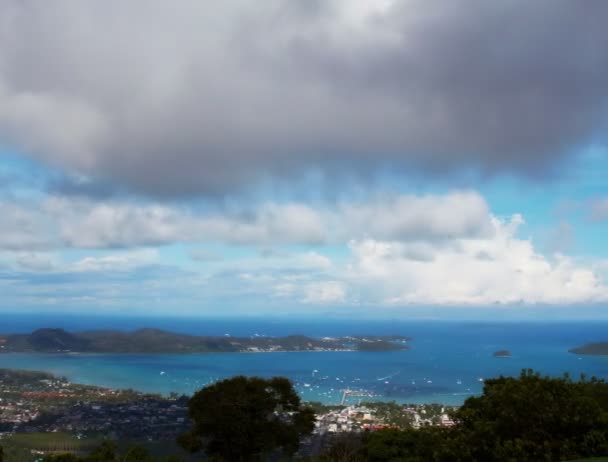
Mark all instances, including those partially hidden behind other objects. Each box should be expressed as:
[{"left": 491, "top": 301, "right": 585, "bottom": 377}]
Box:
[{"left": 2, "top": 317, "right": 608, "bottom": 405}]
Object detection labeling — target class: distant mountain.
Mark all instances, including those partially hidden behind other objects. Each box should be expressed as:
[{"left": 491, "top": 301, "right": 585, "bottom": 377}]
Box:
[
  {"left": 0, "top": 328, "right": 409, "bottom": 354},
  {"left": 4, "top": 328, "right": 92, "bottom": 352},
  {"left": 569, "top": 342, "right": 608, "bottom": 356}
]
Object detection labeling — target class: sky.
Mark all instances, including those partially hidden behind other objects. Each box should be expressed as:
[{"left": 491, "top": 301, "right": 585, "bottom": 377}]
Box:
[{"left": 1, "top": 0, "right": 608, "bottom": 319}]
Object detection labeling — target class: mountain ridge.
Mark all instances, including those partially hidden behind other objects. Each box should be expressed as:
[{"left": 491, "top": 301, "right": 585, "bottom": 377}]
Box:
[{"left": 0, "top": 328, "right": 409, "bottom": 354}]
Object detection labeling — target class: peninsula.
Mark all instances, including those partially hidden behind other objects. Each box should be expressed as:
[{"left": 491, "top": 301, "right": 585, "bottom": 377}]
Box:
[
  {"left": 0, "top": 328, "right": 409, "bottom": 354},
  {"left": 569, "top": 342, "right": 608, "bottom": 356}
]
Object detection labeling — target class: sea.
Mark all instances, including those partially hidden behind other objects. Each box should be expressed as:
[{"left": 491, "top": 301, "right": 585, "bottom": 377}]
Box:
[{"left": 1, "top": 314, "right": 608, "bottom": 406}]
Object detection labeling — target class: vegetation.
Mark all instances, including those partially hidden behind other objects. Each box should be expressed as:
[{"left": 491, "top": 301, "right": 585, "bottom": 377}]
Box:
[
  {"left": 41, "top": 441, "right": 180, "bottom": 462},
  {"left": 567, "top": 459, "right": 608, "bottom": 462},
  {"left": 6, "top": 370, "right": 606, "bottom": 461},
  {"left": 0, "top": 328, "right": 407, "bottom": 353},
  {"left": 312, "top": 370, "right": 608, "bottom": 461},
  {"left": 7, "top": 433, "right": 100, "bottom": 453},
  {"left": 178, "top": 376, "right": 315, "bottom": 461},
  {"left": 0, "top": 439, "right": 33, "bottom": 462},
  {"left": 570, "top": 343, "right": 608, "bottom": 356}
]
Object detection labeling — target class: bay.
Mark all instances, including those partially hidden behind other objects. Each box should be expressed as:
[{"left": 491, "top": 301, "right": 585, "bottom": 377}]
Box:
[{"left": 2, "top": 315, "right": 608, "bottom": 405}]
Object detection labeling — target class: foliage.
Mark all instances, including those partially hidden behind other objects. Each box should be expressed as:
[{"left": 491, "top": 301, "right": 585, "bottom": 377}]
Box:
[
  {"left": 12, "top": 370, "right": 608, "bottom": 462},
  {"left": 314, "top": 370, "right": 608, "bottom": 462},
  {"left": 450, "top": 370, "right": 608, "bottom": 461},
  {"left": 305, "top": 401, "right": 346, "bottom": 415},
  {"left": 314, "top": 434, "right": 366, "bottom": 462},
  {"left": 178, "top": 375, "right": 315, "bottom": 461},
  {"left": 41, "top": 441, "right": 180, "bottom": 462},
  {"left": 0, "top": 439, "right": 35, "bottom": 462},
  {"left": 6, "top": 433, "right": 101, "bottom": 453},
  {"left": 3, "top": 329, "right": 400, "bottom": 354}
]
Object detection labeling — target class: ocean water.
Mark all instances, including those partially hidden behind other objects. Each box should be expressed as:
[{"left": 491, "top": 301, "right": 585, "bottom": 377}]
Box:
[{"left": 1, "top": 314, "right": 608, "bottom": 405}]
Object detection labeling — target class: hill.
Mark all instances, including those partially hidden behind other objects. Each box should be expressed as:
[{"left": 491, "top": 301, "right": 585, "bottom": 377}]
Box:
[
  {"left": 0, "top": 328, "right": 409, "bottom": 354},
  {"left": 569, "top": 342, "right": 608, "bottom": 356}
]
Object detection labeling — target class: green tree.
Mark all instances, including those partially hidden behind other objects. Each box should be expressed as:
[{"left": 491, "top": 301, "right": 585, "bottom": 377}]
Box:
[
  {"left": 178, "top": 375, "right": 315, "bottom": 461},
  {"left": 122, "top": 445, "right": 151, "bottom": 462},
  {"left": 315, "top": 433, "right": 366, "bottom": 462},
  {"left": 0, "top": 444, "right": 4, "bottom": 462},
  {"left": 362, "top": 427, "right": 456, "bottom": 462},
  {"left": 452, "top": 370, "right": 608, "bottom": 461},
  {"left": 326, "top": 370, "right": 608, "bottom": 462}
]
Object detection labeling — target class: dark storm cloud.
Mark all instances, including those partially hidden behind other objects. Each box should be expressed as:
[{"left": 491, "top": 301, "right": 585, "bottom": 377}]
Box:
[{"left": 0, "top": 0, "right": 607, "bottom": 196}]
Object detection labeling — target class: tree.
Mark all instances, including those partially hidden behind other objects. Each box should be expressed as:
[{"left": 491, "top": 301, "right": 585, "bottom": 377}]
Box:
[
  {"left": 0, "top": 444, "right": 3, "bottom": 462},
  {"left": 323, "top": 370, "right": 608, "bottom": 462},
  {"left": 122, "top": 445, "right": 152, "bottom": 462},
  {"left": 178, "top": 375, "right": 315, "bottom": 461},
  {"left": 86, "top": 441, "right": 117, "bottom": 462},
  {"left": 452, "top": 370, "right": 608, "bottom": 461},
  {"left": 315, "top": 433, "right": 366, "bottom": 462}
]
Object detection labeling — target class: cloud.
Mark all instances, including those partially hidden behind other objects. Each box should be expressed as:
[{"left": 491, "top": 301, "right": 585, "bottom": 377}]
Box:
[
  {"left": 345, "top": 216, "right": 608, "bottom": 305},
  {"left": 302, "top": 281, "right": 346, "bottom": 304},
  {"left": 271, "top": 278, "right": 346, "bottom": 305},
  {"left": 336, "top": 191, "right": 493, "bottom": 241},
  {"left": 48, "top": 198, "right": 327, "bottom": 248},
  {"left": 0, "top": 251, "right": 199, "bottom": 311},
  {"left": 2, "top": 201, "right": 607, "bottom": 308},
  {"left": 0, "top": 201, "right": 55, "bottom": 250},
  {"left": 47, "top": 198, "right": 188, "bottom": 248},
  {"left": 2, "top": 188, "right": 607, "bottom": 308},
  {"left": 0, "top": 191, "right": 492, "bottom": 249},
  {"left": 296, "top": 252, "right": 333, "bottom": 270},
  {"left": 15, "top": 252, "right": 57, "bottom": 272},
  {"left": 70, "top": 249, "right": 159, "bottom": 272},
  {"left": 1, "top": 1, "right": 607, "bottom": 196}
]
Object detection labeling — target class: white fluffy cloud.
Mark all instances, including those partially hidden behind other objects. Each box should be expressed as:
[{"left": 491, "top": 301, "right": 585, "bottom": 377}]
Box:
[
  {"left": 302, "top": 281, "right": 347, "bottom": 304},
  {"left": 70, "top": 249, "right": 159, "bottom": 273},
  {"left": 1, "top": 191, "right": 607, "bottom": 306},
  {"left": 345, "top": 215, "right": 608, "bottom": 305},
  {"left": 0, "top": 191, "right": 492, "bottom": 249}
]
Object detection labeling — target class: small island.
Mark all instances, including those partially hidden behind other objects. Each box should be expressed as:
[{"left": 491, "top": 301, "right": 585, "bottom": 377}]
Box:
[
  {"left": 0, "top": 328, "right": 410, "bottom": 354},
  {"left": 492, "top": 350, "right": 512, "bottom": 358},
  {"left": 569, "top": 342, "right": 608, "bottom": 356}
]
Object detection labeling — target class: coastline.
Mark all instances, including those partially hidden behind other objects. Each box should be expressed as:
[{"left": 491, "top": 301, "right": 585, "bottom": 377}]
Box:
[{"left": 2, "top": 321, "right": 607, "bottom": 407}]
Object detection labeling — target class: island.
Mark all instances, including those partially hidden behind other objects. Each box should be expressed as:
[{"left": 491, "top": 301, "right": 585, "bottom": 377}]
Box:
[
  {"left": 0, "top": 328, "right": 410, "bottom": 354},
  {"left": 492, "top": 350, "right": 512, "bottom": 358},
  {"left": 569, "top": 342, "right": 608, "bottom": 356}
]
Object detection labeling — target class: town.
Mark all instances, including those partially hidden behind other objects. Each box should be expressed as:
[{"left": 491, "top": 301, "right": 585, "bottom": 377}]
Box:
[
  {"left": 0, "top": 369, "right": 191, "bottom": 442},
  {"left": 0, "top": 368, "right": 457, "bottom": 459}
]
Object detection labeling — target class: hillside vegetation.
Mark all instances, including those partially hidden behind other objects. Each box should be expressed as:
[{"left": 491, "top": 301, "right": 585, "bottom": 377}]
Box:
[{"left": 0, "top": 328, "right": 408, "bottom": 354}]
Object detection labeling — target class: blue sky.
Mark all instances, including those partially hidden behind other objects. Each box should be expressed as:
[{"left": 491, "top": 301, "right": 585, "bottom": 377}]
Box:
[{"left": 1, "top": 0, "right": 608, "bottom": 319}]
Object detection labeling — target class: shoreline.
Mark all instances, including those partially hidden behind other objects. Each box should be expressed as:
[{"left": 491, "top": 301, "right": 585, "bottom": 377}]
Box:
[{"left": 0, "top": 365, "right": 473, "bottom": 406}]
